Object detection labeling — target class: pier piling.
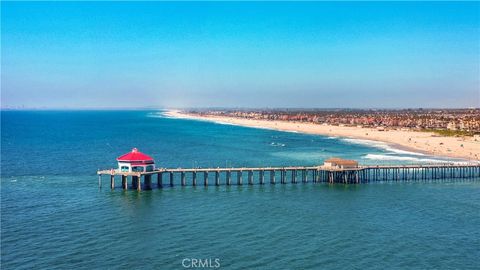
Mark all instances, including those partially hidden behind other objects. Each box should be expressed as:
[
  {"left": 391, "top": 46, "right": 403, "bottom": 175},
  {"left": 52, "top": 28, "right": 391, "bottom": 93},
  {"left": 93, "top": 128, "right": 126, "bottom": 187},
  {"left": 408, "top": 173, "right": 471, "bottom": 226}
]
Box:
[
  {"left": 181, "top": 172, "right": 186, "bottom": 186},
  {"left": 215, "top": 171, "right": 220, "bottom": 186},
  {"left": 110, "top": 175, "right": 115, "bottom": 189},
  {"left": 157, "top": 173, "right": 163, "bottom": 188},
  {"left": 237, "top": 171, "right": 243, "bottom": 185},
  {"left": 226, "top": 171, "right": 231, "bottom": 185},
  {"left": 132, "top": 175, "right": 141, "bottom": 191},
  {"left": 270, "top": 170, "right": 275, "bottom": 184},
  {"left": 145, "top": 175, "right": 152, "bottom": 190},
  {"left": 122, "top": 175, "right": 128, "bottom": 190},
  {"left": 248, "top": 170, "right": 254, "bottom": 185}
]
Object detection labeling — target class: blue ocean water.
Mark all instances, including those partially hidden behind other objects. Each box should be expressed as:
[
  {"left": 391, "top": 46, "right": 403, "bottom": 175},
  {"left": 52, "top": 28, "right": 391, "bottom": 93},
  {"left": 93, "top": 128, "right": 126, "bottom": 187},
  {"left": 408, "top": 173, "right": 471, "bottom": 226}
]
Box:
[{"left": 1, "top": 110, "right": 479, "bottom": 269}]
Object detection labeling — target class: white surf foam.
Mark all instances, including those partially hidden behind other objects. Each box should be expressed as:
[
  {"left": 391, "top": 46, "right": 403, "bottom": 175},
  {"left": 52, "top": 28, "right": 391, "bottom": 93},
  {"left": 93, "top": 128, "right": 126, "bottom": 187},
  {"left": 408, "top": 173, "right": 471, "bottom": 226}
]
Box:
[
  {"left": 384, "top": 147, "right": 425, "bottom": 156},
  {"left": 213, "top": 121, "right": 241, "bottom": 126},
  {"left": 363, "top": 154, "right": 468, "bottom": 164},
  {"left": 341, "top": 138, "right": 425, "bottom": 156},
  {"left": 270, "top": 142, "right": 286, "bottom": 147},
  {"left": 146, "top": 112, "right": 166, "bottom": 118}
]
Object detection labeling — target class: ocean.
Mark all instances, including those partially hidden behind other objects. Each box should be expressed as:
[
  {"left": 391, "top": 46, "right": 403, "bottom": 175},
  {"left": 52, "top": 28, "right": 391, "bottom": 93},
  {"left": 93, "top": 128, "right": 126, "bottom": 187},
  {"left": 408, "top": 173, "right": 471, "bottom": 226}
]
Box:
[{"left": 1, "top": 110, "right": 479, "bottom": 269}]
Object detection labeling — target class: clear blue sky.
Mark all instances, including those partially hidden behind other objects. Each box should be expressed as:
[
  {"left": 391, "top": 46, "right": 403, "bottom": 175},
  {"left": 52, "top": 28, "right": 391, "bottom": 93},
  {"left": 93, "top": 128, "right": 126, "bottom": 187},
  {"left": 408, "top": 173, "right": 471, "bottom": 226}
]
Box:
[{"left": 2, "top": 2, "right": 479, "bottom": 109}]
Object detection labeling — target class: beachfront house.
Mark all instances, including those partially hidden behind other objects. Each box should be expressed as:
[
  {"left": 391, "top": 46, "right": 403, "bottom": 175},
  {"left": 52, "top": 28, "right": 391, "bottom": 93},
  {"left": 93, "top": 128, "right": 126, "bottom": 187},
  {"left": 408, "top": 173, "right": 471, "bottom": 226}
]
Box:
[
  {"left": 323, "top": 158, "right": 358, "bottom": 169},
  {"left": 117, "top": 148, "right": 155, "bottom": 172}
]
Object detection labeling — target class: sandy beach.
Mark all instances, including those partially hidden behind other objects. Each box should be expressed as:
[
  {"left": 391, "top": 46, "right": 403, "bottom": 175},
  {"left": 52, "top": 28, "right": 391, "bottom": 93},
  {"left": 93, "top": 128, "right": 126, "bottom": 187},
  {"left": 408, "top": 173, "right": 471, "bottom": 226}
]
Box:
[{"left": 165, "top": 110, "right": 480, "bottom": 161}]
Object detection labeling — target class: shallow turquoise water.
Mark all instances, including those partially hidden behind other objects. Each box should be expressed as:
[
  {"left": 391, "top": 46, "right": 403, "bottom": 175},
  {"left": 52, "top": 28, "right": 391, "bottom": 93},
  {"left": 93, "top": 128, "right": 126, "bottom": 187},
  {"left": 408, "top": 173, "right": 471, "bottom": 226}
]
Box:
[{"left": 1, "top": 111, "right": 479, "bottom": 269}]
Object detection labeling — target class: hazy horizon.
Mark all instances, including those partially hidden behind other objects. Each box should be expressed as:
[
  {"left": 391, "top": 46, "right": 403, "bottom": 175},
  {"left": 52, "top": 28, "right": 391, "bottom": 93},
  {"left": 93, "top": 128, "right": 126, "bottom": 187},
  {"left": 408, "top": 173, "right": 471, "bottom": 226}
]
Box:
[
  {"left": 2, "top": 106, "right": 479, "bottom": 111},
  {"left": 2, "top": 2, "right": 479, "bottom": 109}
]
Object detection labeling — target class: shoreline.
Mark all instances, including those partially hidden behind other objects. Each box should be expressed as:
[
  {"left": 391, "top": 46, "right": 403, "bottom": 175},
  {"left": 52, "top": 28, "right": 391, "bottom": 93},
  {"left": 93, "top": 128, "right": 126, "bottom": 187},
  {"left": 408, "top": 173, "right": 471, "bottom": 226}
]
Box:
[{"left": 164, "top": 110, "right": 480, "bottom": 161}]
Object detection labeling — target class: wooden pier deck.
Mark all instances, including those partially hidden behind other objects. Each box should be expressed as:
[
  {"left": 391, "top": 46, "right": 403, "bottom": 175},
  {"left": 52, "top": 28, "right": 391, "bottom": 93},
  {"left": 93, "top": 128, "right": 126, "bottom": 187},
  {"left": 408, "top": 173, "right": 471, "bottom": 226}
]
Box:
[{"left": 97, "top": 163, "right": 480, "bottom": 190}]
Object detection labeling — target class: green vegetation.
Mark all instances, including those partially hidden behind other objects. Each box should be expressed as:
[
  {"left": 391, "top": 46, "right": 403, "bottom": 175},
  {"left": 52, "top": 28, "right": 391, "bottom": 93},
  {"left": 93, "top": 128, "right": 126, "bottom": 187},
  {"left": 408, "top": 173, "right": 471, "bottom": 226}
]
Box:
[{"left": 422, "top": 129, "right": 475, "bottom": 137}]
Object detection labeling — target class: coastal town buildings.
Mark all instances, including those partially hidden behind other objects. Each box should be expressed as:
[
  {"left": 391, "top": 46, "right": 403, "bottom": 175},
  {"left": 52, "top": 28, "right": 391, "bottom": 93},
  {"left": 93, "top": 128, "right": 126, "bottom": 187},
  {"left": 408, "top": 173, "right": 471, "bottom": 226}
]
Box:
[{"left": 189, "top": 109, "right": 480, "bottom": 134}]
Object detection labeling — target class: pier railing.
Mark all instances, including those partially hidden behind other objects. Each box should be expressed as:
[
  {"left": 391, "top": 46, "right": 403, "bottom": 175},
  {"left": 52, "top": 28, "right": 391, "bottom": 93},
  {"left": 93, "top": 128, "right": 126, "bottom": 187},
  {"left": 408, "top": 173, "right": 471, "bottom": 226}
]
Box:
[{"left": 97, "top": 164, "right": 480, "bottom": 190}]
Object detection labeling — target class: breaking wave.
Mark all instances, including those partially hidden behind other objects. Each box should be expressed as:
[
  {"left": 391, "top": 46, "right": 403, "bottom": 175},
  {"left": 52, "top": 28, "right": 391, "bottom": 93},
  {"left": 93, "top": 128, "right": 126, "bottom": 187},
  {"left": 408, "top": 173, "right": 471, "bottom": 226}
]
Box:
[
  {"left": 363, "top": 154, "right": 467, "bottom": 164},
  {"left": 341, "top": 138, "right": 425, "bottom": 156},
  {"left": 146, "top": 112, "right": 167, "bottom": 118},
  {"left": 270, "top": 142, "right": 286, "bottom": 147}
]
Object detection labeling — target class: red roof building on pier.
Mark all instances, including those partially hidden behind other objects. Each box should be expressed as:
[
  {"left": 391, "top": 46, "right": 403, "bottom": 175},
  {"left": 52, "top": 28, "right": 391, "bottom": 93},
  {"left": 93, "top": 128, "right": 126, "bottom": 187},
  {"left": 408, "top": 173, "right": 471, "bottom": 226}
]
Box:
[{"left": 117, "top": 148, "right": 155, "bottom": 172}]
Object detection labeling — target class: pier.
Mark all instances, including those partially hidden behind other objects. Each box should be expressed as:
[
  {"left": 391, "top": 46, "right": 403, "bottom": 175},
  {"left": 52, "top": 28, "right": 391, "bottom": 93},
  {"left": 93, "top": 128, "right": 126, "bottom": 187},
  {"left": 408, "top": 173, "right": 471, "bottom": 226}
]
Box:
[
  {"left": 97, "top": 164, "right": 480, "bottom": 190},
  {"left": 97, "top": 149, "right": 480, "bottom": 190}
]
